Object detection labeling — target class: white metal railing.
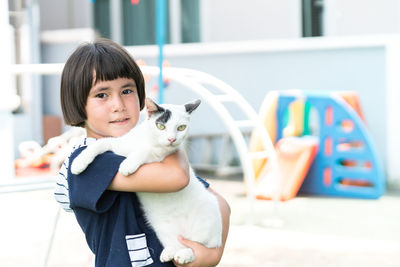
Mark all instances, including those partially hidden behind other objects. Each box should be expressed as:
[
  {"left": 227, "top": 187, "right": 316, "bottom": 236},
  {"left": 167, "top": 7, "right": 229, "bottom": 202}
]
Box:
[
  {"left": 0, "top": 176, "right": 54, "bottom": 193},
  {"left": 141, "top": 66, "right": 280, "bottom": 200},
  {"left": 10, "top": 63, "right": 64, "bottom": 75}
]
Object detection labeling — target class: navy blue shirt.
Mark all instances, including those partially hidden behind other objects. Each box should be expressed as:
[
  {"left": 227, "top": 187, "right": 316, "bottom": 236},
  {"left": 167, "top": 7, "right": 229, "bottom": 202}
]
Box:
[{"left": 68, "top": 146, "right": 208, "bottom": 267}]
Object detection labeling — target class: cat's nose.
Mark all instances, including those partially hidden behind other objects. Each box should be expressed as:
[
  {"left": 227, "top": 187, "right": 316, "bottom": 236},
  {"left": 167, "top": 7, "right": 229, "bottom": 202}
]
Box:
[{"left": 168, "top": 138, "right": 176, "bottom": 144}]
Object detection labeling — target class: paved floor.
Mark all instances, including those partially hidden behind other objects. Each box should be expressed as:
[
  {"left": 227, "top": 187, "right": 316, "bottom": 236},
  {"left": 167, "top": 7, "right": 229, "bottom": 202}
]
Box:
[
  {"left": 1, "top": 175, "right": 399, "bottom": 267},
  {"left": 211, "top": 175, "right": 400, "bottom": 267}
]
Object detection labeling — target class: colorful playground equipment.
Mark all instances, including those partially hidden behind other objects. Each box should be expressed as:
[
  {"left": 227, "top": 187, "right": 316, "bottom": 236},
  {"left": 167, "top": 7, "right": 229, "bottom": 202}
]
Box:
[{"left": 251, "top": 90, "right": 385, "bottom": 200}]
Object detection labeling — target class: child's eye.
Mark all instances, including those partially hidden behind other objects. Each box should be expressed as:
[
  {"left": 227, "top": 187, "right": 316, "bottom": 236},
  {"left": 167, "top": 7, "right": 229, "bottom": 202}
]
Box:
[
  {"left": 177, "top": 125, "right": 186, "bottom": 131},
  {"left": 95, "top": 93, "right": 107, "bottom": 99},
  {"left": 122, "top": 89, "right": 133, "bottom": 95},
  {"left": 156, "top": 123, "right": 165, "bottom": 130}
]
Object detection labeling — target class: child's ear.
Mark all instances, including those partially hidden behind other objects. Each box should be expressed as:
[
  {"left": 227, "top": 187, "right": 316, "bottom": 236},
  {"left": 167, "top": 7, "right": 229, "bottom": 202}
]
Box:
[
  {"left": 145, "top": 98, "right": 164, "bottom": 118},
  {"left": 184, "top": 99, "right": 201, "bottom": 114}
]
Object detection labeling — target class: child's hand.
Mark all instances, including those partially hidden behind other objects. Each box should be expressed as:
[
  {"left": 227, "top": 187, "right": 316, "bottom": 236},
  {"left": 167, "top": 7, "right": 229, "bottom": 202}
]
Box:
[{"left": 173, "top": 235, "right": 222, "bottom": 267}]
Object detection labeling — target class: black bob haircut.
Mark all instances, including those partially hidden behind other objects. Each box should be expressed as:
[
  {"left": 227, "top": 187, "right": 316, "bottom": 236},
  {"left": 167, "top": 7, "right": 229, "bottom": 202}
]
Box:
[{"left": 60, "top": 38, "right": 145, "bottom": 127}]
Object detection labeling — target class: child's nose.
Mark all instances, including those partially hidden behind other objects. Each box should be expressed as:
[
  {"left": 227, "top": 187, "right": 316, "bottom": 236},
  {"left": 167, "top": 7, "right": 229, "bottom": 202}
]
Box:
[{"left": 112, "top": 96, "right": 125, "bottom": 112}]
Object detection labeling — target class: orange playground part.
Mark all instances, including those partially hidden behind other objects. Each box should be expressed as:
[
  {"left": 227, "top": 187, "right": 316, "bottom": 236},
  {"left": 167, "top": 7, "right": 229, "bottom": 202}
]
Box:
[
  {"left": 335, "top": 91, "right": 366, "bottom": 123},
  {"left": 255, "top": 136, "right": 319, "bottom": 201}
]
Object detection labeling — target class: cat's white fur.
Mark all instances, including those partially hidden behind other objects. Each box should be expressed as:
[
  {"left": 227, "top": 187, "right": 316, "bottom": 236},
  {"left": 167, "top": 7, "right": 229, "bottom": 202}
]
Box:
[{"left": 71, "top": 98, "right": 222, "bottom": 264}]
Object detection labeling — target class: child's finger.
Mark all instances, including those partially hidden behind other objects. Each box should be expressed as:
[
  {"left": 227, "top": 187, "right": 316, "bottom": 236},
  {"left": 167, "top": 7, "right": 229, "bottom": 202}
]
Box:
[{"left": 177, "top": 235, "right": 200, "bottom": 248}]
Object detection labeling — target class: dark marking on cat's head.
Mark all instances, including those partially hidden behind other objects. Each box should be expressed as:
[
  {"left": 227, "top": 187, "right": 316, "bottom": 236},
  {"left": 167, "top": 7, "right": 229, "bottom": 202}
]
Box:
[
  {"left": 146, "top": 98, "right": 165, "bottom": 118},
  {"left": 184, "top": 99, "right": 201, "bottom": 114},
  {"left": 156, "top": 109, "right": 171, "bottom": 124}
]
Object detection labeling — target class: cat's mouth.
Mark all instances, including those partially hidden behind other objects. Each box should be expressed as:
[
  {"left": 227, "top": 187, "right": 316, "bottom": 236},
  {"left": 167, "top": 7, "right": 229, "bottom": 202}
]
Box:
[{"left": 168, "top": 142, "right": 180, "bottom": 147}]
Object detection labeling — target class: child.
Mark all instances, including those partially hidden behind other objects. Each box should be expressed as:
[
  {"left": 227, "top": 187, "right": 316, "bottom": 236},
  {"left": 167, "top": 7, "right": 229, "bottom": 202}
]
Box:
[{"left": 54, "top": 38, "right": 230, "bottom": 267}]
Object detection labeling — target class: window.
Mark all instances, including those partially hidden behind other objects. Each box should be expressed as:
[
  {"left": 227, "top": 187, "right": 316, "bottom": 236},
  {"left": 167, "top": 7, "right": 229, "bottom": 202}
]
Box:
[
  {"left": 93, "top": 0, "right": 200, "bottom": 45},
  {"left": 93, "top": 0, "right": 111, "bottom": 39},
  {"left": 302, "top": 0, "right": 324, "bottom": 37},
  {"left": 181, "top": 0, "right": 200, "bottom": 43},
  {"left": 122, "top": 0, "right": 170, "bottom": 45}
]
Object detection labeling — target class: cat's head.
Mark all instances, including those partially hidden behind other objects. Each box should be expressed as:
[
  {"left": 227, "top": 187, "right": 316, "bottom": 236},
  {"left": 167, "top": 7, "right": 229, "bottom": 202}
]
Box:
[{"left": 145, "top": 98, "right": 201, "bottom": 148}]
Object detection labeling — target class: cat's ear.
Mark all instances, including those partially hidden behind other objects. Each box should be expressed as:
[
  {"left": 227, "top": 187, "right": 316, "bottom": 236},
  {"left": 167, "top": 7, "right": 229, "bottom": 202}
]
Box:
[
  {"left": 184, "top": 99, "right": 201, "bottom": 114},
  {"left": 145, "top": 98, "right": 164, "bottom": 118}
]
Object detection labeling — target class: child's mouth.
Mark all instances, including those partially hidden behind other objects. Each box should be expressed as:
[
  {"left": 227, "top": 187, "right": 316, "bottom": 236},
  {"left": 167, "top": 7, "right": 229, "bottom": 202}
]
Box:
[{"left": 111, "top": 118, "right": 129, "bottom": 124}]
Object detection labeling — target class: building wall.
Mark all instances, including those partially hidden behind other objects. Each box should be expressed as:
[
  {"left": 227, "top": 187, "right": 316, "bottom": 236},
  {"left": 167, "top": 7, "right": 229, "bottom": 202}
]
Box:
[
  {"left": 38, "top": 0, "right": 92, "bottom": 30},
  {"left": 37, "top": 0, "right": 301, "bottom": 42},
  {"left": 324, "top": 0, "right": 400, "bottom": 36},
  {"left": 36, "top": 0, "right": 400, "bottom": 42},
  {"left": 200, "top": 0, "right": 302, "bottom": 42}
]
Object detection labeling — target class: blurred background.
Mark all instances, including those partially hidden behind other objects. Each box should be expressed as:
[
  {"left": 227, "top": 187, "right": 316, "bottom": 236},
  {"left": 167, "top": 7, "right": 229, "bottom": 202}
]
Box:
[{"left": 1, "top": 0, "right": 400, "bottom": 266}]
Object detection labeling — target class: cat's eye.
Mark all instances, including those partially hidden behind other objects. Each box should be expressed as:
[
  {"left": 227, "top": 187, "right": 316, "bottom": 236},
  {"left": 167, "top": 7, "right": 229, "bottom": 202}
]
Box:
[
  {"left": 156, "top": 123, "right": 166, "bottom": 130},
  {"left": 177, "top": 125, "right": 187, "bottom": 131}
]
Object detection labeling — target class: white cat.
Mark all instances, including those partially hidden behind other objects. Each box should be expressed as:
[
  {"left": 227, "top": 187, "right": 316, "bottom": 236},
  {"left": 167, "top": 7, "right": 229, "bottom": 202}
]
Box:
[{"left": 71, "top": 98, "right": 222, "bottom": 264}]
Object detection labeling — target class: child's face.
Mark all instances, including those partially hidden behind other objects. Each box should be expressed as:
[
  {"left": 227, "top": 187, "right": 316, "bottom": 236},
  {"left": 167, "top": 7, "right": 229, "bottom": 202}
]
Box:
[{"left": 85, "top": 77, "right": 140, "bottom": 138}]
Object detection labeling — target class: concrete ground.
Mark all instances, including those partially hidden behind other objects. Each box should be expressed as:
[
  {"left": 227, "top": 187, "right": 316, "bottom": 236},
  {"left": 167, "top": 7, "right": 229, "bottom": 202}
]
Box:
[{"left": 0, "top": 174, "right": 399, "bottom": 267}]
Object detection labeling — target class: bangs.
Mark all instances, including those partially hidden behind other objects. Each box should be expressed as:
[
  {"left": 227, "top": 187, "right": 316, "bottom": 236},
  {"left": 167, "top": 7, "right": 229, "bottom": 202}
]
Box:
[{"left": 92, "top": 47, "right": 139, "bottom": 85}]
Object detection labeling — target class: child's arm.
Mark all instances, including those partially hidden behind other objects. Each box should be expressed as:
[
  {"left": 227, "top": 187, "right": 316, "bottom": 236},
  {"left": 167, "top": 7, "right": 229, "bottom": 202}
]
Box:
[
  {"left": 108, "top": 149, "right": 190, "bottom": 193},
  {"left": 175, "top": 187, "right": 231, "bottom": 267}
]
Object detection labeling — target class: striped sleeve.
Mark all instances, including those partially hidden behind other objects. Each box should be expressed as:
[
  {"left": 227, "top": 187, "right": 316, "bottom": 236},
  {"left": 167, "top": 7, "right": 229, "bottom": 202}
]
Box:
[
  {"left": 54, "top": 156, "right": 73, "bottom": 212},
  {"left": 54, "top": 137, "right": 95, "bottom": 212}
]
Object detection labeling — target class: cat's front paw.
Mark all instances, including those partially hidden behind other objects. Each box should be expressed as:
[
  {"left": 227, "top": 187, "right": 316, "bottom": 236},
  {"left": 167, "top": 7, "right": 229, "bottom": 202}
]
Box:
[
  {"left": 174, "top": 248, "right": 195, "bottom": 264},
  {"left": 160, "top": 247, "right": 175, "bottom": 263},
  {"left": 118, "top": 159, "right": 139, "bottom": 176},
  {"left": 71, "top": 157, "right": 89, "bottom": 174}
]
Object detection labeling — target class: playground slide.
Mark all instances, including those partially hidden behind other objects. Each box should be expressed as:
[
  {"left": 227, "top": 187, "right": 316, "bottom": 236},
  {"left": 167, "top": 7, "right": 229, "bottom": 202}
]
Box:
[
  {"left": 250, "top": 90, "right": 384, "bottom": 200},
  {"left": 255, "top": 136, "right": 319, "bottom": 201}
]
